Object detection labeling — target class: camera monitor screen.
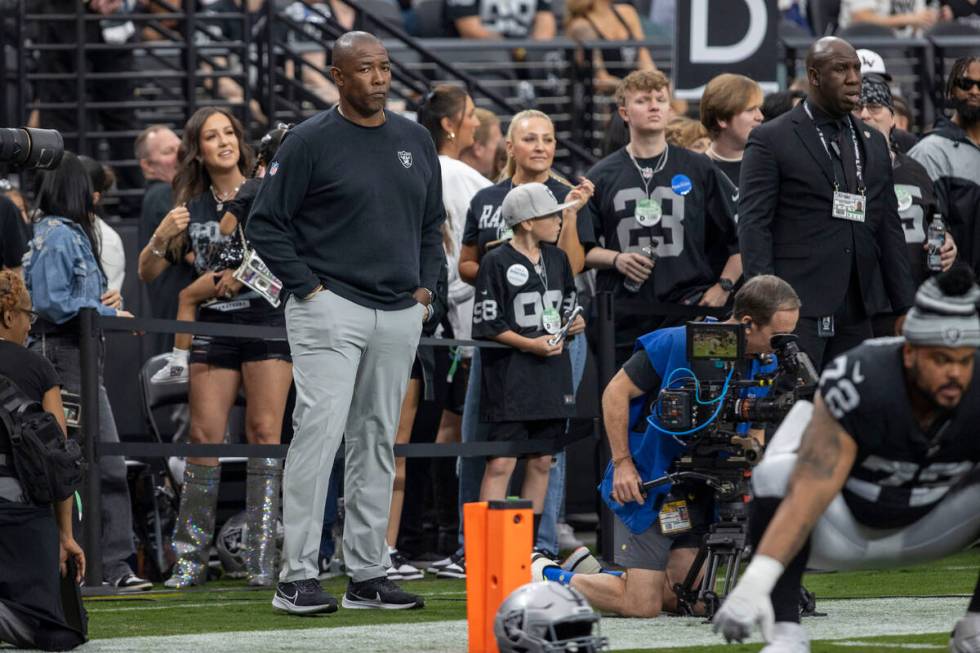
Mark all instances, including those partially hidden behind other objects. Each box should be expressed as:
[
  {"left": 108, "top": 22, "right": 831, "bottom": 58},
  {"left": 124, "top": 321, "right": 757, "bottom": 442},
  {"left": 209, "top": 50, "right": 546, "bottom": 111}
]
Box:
[{"left": 686, "top": 322, "right": 745, "bottom": 361}]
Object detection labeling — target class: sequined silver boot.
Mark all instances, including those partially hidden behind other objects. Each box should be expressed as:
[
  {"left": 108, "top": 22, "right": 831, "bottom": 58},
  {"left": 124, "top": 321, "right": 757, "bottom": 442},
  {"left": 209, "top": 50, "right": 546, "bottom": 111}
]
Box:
[
  {"left": 165, "top": 462, "right": 220, "bottom": 589},
  {"left": 245, "top": 457, "right": 282, "bottom": 587}
]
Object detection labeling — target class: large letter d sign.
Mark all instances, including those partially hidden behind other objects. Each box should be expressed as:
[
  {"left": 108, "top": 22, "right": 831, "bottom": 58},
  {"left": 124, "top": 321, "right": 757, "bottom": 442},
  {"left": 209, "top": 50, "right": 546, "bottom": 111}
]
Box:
[{"left": 690, "top": 0, "right": 767, "bottom": 64}]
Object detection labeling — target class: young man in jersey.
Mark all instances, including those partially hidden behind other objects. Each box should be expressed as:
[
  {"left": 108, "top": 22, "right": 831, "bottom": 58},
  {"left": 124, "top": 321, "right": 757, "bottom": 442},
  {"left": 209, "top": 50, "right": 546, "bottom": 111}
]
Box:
[
  {"left": 714, "top": 266, "right": 980, "bottom": 652},
  {"left": 530, "top": 275, "right": 801, "bottom": 618},
  {"left": 700, "top": 73, "right": 764, "bottom": 192},
  {"left": 577, "top": 69, "right": 741, "bottom": 365},
  {"left": 854, "top": 74, "right": 958, "bottom": 337},
  {"left": 472, "top": 183, "right": 584, "bottom": 544}
]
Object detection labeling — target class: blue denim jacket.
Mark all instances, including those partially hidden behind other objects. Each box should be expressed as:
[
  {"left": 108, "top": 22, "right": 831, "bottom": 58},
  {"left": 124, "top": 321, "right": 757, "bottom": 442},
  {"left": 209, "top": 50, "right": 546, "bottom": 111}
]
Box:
[{"left": 23, "top": 216, "right": 116, "bottom": 324}]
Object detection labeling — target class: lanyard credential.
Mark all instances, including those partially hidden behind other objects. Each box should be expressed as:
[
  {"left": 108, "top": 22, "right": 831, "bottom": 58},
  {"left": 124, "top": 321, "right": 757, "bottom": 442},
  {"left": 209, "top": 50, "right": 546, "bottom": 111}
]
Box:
[{"left": 803, "top": 101, "right": 865, "bottom": 193}]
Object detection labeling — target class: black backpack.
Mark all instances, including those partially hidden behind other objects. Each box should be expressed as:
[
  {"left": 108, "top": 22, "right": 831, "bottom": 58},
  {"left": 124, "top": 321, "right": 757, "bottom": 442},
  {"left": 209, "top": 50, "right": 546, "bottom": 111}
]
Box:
[{"left": 0, "top": 376, "right": 84, "bottom": 504}]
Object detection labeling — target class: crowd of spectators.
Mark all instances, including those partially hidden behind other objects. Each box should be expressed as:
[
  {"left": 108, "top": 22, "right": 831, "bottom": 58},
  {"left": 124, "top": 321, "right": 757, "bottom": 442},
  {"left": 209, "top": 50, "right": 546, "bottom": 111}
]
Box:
[{"left": 2, "top": 3, "right": 980, "bottom": 642}]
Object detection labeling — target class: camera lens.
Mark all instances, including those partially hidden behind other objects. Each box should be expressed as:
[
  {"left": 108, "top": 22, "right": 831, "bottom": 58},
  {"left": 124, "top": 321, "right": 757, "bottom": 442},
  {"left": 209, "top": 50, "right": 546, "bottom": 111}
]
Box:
[{"left": 0, "top": 127, "right": 65, "bottom": 170}]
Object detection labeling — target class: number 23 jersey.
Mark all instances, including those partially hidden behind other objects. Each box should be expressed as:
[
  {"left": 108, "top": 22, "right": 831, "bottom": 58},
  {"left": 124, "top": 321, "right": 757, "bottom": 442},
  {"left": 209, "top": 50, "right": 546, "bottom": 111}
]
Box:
[
  {"left": 818, "top": 338, "right": 980, "bottom": 529},
  {"left": 576, "top": 146, "right": 739, "bottom": 303},
  {"left": 472, "top": 242, "right": 576, "bottom": 422}
]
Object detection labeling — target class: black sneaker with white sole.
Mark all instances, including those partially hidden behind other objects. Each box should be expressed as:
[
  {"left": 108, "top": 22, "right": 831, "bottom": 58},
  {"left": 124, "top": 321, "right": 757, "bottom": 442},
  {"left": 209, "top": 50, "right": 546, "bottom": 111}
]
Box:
[
  {"left": 272, "top": 578, "right": 338, "bottom": 615},
  {"left": 114, "top": 572, "right": 153, "bottom": 593},
  {"left": 342, "top": 576, "right": 424, "bottom": 610},
  {"left": 435, "top": 553, "right": 465, "bottom": 579}
]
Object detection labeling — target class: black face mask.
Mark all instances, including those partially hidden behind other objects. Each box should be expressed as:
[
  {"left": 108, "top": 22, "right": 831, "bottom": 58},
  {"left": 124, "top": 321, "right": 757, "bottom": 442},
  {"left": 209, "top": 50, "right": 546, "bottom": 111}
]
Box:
[{"left": 951, "top": 96, "right": 980, "bottom": 126}]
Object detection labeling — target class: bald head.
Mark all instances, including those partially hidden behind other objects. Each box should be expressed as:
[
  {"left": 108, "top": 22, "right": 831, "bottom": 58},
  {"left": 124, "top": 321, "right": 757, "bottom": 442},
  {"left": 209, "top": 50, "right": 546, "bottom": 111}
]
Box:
[
  {"left": 805, "top": 36, "right": 862, "bottom": 117},
  {"left": 805, "top": 37, "right": 856, "bottom": 70},
  {"left": 330, "top": 31, "right": 391, "bottom": 123},
  {"left": 332, "top": 31, "right": 385, "bottom": 70}
]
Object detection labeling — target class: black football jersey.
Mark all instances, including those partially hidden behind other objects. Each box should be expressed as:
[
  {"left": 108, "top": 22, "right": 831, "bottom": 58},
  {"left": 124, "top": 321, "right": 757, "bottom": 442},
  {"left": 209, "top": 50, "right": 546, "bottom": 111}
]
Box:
[
  {"left": 893, "top": 153, "right": 941, "bottom": 287},
  {"left": 472, "top": 242, "right": 577, "bottom": 422},
  {"left": 462, "top": 177, "right": 573, "bottom": 258},
  {"left": 577, "top": 147, "right": 739, "bottom": 341},
  {"left": 818, "top": 338, "right": 980, "bottom": 529}
]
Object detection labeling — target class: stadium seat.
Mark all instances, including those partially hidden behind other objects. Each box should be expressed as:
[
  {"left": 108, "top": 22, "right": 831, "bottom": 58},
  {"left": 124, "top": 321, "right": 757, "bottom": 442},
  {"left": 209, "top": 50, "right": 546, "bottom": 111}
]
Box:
[
  {"left": 779, "top": 18, "right": 813, "bottom": 39},
  {"left": 836, "top": 22, "right": 898, "bottom": 39},
  {"left": 412, "top": 0, "right": 448, "bottom": 38},
  {"left": 353, "top": 0, "right": 405, "bottom": 38},
  {"left": 808, "top": 0, "right": 842, "bottom": 36}
]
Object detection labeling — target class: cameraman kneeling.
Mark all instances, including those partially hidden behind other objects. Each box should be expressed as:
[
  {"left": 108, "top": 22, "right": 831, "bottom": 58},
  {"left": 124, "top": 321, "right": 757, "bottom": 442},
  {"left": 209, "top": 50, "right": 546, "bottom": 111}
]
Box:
[
  {"left": 0, "top": 272, "right": 86, "bottom": 650},
  {"left": 534, "top": 275, "right": 800, "bottom": 618}
]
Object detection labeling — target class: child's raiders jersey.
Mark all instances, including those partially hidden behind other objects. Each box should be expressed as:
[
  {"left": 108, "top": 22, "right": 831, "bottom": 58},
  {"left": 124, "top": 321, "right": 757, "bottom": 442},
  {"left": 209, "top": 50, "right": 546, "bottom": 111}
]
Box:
[
  {"left": 576, "top": 146, "right": 739, "bottom": 341},
  {"left": 462, "top": 177, "right": 572, "bottom": 258},
  {"left": 473, "top": 242, "right": 577, "bottom": 422},
  {"left": 818, "top": 338, "right": 980, "bottom": 529}
]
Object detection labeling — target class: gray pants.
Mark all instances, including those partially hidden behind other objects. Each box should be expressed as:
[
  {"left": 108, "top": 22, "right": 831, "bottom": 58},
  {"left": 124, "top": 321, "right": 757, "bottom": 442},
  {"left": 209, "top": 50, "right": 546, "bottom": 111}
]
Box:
[
  {"left": 29, "top": 336, "right": 135, "bottom": 583},
  {"left": 280, "top": 290, "right": 423, "bottom": 583}
]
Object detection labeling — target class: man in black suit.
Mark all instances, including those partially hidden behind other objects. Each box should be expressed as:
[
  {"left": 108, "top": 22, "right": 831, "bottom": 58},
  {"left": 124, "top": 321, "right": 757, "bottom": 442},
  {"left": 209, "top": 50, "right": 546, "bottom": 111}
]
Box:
[{"left": 738, "top": 37, "right": 915, "bottom": 369}]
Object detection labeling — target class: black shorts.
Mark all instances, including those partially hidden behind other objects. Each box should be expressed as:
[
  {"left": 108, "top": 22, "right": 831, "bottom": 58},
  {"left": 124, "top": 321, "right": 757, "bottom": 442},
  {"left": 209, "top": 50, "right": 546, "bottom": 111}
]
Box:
[
  {"left": 486, "top": 419, "right": 565, "bottom": 456},
  {"left": 444, "top": 357, "right": 470, "bottom": 415},
  {"left": 191, "top": 304, "right": 291, "bottom": 370},
  {"left": 190, "top": 334, "right": 291, "bottom": 370}
]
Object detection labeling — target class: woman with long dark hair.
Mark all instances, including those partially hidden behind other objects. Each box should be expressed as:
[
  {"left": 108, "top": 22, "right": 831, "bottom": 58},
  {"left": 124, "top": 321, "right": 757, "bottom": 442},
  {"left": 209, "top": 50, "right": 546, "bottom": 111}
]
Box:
[
  {"left": 137, "top": 107, "right": 292, "bottom": 589},
  {"left": 23, "top": 151, "right": 150, "bottom": 592}
]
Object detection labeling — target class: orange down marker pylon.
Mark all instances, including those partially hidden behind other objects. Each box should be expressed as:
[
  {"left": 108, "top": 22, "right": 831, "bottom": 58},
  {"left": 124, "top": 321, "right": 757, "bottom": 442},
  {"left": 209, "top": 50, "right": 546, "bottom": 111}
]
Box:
[{"left": 464, "top": 499, "right": 533, "bottom": 653}]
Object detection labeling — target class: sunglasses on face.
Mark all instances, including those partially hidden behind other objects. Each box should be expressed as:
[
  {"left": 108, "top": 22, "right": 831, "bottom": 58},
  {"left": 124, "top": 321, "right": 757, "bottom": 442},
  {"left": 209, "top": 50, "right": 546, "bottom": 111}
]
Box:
[{"left": 954, "top": 77, "right": 980, "bottom": 92}]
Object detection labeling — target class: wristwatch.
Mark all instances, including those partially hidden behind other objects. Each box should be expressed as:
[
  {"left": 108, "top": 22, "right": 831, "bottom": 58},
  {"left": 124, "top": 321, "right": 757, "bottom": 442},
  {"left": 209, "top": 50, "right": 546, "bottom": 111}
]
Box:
[{"left": 718, "top": 278, "right": 735, "bottom": 293}]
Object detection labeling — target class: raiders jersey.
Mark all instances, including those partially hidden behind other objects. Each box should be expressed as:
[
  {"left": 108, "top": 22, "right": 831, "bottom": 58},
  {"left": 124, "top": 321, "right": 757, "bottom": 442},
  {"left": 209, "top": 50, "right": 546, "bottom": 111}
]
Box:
[
  {"left": 473, "top": 242, "right": 577, "bottom": 422},
  {"left": 818, "top": 338, "right": 980, "bottom": 529},
  {"left": 577, "top": 147, "right": 738, "bottom": 340},
  {"left": 893, "top": 152, "right": 941, "bottom": 286},
  {"left": 445, "top": 0, "right": 552, "bottom": 38},
  {"left": 462, "top": 177, "right": 572, "bottom": 258}
]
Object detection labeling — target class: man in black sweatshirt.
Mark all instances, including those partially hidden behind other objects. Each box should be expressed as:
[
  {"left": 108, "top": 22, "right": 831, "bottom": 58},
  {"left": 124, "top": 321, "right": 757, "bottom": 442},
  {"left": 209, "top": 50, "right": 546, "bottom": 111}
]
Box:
[{"left": 246, "top": 31, "right": 445, "bottom": 615}]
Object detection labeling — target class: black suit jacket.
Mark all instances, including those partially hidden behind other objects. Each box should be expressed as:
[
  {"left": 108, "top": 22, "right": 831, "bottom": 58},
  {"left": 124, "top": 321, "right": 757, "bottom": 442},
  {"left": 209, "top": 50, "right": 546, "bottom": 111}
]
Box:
[{"left": 738, "top": 102, "right": 914, "bottom": 318}]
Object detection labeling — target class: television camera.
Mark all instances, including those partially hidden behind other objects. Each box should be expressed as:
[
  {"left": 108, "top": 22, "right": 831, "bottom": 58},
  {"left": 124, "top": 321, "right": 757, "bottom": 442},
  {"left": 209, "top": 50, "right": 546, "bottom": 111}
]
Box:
[
  {"left": 642, "top": 321, "right": 819, "bottom": 618},
  {"left": 0, "top": 127, "right": 64, "bottom": 171}
]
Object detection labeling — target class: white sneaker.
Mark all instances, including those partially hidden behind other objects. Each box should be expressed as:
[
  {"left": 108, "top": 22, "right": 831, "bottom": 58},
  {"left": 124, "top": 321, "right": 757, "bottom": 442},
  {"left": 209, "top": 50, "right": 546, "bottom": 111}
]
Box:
[
  {"left": 387, "top": 550, "right": 424, "bottom": 581},
  {"left": 426, "top": 556, "right": 453, "bottom": 574},
  {"left": 531, "top": 552, "right": 560, "bottom": 582},
  {"left": 561, "top": 546, "right": 602, "bottom": 575},
  {"left": 760, "top": 622, "right": 810, "bottom": 653},
  {"left": 151, "top": 356, "right": 189, "bottom": 385},
  {"left": 556, "top": 522, "right": 584, "bottom": 550}
]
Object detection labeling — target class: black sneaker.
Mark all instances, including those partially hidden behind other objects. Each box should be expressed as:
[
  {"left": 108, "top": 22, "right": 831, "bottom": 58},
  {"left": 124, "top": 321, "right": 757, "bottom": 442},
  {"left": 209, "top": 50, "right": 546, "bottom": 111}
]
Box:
[
  {"left": 272, "top": 578, "right": 338, "bottom": 615},
  {"left": 342, "top": 576, "right": 425, "bottom": 610},
  {"left": 435, "top": 553, "right": 466, "bottom": 579},
  {"left": 114, "top": 573, "right": 153, "bottom": 593}
]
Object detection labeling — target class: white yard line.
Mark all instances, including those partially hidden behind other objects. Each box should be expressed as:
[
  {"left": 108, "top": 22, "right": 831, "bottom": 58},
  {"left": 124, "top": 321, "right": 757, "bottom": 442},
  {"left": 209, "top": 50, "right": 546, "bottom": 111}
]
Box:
[{"left": 80, "top": 596, "right": 966, "bottom": 652}]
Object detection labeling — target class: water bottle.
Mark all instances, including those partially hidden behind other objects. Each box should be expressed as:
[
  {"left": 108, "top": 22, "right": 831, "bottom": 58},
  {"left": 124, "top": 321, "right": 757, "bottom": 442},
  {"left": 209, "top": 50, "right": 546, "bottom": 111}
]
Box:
[
  {"left": 623, "top": 246, "right": 655, "bottom": 293},
  {"left": 927, "top": 214, "right": 945, "bottom": 272}
]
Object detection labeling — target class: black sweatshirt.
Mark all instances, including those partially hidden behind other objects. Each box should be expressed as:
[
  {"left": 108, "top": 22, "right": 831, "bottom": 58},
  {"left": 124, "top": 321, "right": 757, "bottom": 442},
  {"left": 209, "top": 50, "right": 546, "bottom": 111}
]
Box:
[{"left": 245, "top": 108, "right": 446, "bottom": 309}]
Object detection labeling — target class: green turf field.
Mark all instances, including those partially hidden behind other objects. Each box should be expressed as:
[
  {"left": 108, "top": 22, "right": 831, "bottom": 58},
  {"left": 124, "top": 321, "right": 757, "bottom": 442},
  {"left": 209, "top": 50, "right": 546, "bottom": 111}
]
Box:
[{"left": 80, "top": 549, "right": 980, "bottom": 651}]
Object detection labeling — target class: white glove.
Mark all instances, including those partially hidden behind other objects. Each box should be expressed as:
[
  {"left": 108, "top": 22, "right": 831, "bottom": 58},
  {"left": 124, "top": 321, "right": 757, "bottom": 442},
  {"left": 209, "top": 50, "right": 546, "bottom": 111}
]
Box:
[
  {"left": 713, "top": 555, "right": 784, "bottom": 643},
  {"left": 951, "top": 612, "right": 980, "bottom": 653}
]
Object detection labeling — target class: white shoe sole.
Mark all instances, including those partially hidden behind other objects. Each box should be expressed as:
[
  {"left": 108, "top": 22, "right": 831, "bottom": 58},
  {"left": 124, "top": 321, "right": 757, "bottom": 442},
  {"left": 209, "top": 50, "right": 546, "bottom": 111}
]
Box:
[
  {"left": 271, "top": 594, "right": 337, "bottom": 614},
  {"left": 116, "top": 582, "right": 153, "bottom": 593},
  {"left": 341, "top": 596, "right": 421, "bottom": 610},
  {"left": 435, "top": 570, "right": 465, "bottom": 579}
]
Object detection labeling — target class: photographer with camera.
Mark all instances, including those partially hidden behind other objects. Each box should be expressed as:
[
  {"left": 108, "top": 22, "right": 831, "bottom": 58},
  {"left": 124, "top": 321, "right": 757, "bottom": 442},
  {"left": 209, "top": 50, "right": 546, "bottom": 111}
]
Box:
[
  {"left": 532, "top": 275, "right": 801, "bottom": 618},
  {"left": 0, "top": 271, "right": 85, "bottom": 651}
]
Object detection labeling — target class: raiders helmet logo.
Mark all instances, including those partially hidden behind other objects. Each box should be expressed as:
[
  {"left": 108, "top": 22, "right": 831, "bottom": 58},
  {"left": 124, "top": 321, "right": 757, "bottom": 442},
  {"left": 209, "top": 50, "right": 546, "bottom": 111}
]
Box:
[{"left": 398, "top": 151, "right": 413, "bottom": 169}]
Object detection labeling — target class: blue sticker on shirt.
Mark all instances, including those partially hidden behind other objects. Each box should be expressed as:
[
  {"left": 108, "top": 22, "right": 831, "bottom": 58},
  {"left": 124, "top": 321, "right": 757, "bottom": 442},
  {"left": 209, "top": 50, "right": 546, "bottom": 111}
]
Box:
[{"left": 671, "top": 174, "right": 693, "bottom": 196}]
